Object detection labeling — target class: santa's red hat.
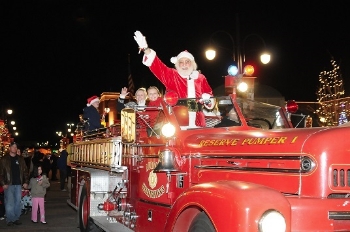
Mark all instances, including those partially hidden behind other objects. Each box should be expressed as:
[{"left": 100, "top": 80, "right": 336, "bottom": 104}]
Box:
[
  {"left": 87, "top": 95, "right": 100, "bottom": 106},
  {"left": 170, "top": 50, "right": 194, "bottom": 64}
]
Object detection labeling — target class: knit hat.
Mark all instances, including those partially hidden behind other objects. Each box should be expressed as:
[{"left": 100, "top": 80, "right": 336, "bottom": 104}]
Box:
[
  {"left": 10, "top": 141, "right": 18, "bottom": 147},
  {"left": 170, "top": 50, "right": 195, "bottom": 64},
  {"left": 87, "top": 95, "right": 100, "bottom": 106}
]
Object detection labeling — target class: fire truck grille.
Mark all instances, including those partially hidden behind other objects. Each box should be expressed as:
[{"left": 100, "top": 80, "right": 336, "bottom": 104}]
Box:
[{"left": 332, "top": 167, "right": 350, "bottom": 189}]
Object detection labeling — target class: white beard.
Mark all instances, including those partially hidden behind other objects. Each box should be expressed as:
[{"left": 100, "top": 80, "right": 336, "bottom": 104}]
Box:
[{"left": 178, "top": 66, "right": 194, "bottom": 77}]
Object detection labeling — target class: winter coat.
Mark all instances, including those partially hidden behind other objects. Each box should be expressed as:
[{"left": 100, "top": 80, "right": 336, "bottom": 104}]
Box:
[
  {"left": 83, "top": 105, "right": 103, "bottom": 131},
  {"left": 0, "top": 154, "right": 29, "bottom": 186},
  {"left": 28, "top": 175, "right": 50, "bottom": 198},
  {"left": 57, "top": 150, "right": 68, "bottom": 170}
]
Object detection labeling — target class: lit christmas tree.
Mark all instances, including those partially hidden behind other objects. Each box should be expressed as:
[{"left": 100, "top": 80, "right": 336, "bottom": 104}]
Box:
[{"left": 315, "top": 59, "right": 345, "bottom": 126}]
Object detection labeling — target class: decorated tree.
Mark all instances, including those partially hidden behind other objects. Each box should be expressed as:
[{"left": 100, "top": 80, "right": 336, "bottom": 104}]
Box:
[{"left": 315, "top": 59, "right": 347, "bottom": 126}]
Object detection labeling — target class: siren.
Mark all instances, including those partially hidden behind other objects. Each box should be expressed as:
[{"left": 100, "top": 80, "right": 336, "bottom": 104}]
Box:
[
  {"left": 243, "top": 65, "right": 255, "bottom": 76},
  {"left": 227, "top": 65, "right": 239, "bottom": 76},
  {"left": 164, "top": 91, "right": 179, "bottom": 106},
  {"left": 286, "top": 100, "right": 298, "bottom": 113}
]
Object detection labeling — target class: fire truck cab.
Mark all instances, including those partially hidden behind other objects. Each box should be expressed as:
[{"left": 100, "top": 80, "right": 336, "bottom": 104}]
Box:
[{"left": 67, "top": 92, "right": 350, "bottom": 232}]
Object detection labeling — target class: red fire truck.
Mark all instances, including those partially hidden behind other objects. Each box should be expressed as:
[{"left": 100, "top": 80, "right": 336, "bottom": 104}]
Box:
[{"left": 67, "top": 91, "right": 350, "bottom": 232}]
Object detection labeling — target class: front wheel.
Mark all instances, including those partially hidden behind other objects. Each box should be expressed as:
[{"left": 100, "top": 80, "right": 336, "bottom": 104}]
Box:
[
  {"left": 189, "top": 212, "right": 215, "bottom": 232},
  {"left": 88, "top": 218, "right": 104, "bottom": 232}
]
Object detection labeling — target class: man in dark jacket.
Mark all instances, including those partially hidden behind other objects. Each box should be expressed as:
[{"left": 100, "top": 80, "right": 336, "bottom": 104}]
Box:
[
  {"left": 57, "top": 148, "right": 68, "bottom": 191},
  {"left": 42, "top": 154, "right": 51, "bottom": 178},
  {"left": 50, "top": 152, "right": 58, "bottom": 181},
  {"left": 0, "top": 142, "right": 29, "bottom": 226},
  {"left": 30, "top": 150, "right": 44, "bottom": 178},
  {"left": 83, "top": 95, "right": 103, "bottom": 131}
]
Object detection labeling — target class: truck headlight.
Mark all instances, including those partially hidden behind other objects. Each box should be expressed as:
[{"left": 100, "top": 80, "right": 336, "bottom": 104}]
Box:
[
  {"left": 161, "top": 123, "right": 175, "bottom": 138},
  {"left": 258, "top": 209, "right": 286, "bottom": 232}
]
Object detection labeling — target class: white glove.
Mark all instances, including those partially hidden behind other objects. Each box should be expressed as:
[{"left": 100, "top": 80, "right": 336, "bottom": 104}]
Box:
[
  {"left": 201, "top": 93, "right": 215, "bottom": 110},
  {"left": 120, "top": 87, "right": 130, "bottom": 99},
  {"left": 201, "top": 93, "right": 211, "bottom": 100},
  {"left": 134, "top": 31, "right": 148, "bottom": 53}
]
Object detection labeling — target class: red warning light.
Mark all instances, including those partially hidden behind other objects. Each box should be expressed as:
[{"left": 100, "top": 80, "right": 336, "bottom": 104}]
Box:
[
  {"left": 286, "top": 100, "right": 298, "bottom": 113},
  {"left": 244, "top": 65, "right": 254, "bottom": 76}
]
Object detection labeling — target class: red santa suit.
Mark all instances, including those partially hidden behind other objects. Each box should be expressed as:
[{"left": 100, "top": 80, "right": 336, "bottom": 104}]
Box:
[{"left": 142, "top": 50, "right": 213, "bottom": 127}]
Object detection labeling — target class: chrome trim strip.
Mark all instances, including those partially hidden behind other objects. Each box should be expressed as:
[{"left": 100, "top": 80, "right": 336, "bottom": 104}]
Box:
[
  {"left": 134, "top": 143, "right": 166, "bottom": 147},
  {"left": 192, "top": 155, "right": 303, "bottom": 160},
  {"left": 329, "top": 211, "right": 350, "bottom": 220},
  {"left": 194, "top": 165, "right": 304, "bottom": 173}
]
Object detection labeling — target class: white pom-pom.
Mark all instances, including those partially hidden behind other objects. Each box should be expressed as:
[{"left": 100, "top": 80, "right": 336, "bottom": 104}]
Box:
[{"left": 170, "top": 57, "right": 177, "bottom": 64}]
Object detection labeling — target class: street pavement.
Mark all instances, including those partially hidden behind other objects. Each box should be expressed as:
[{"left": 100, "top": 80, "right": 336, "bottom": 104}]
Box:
[{"left": 0, "top": 180, "right": 80, "bottom": 232}]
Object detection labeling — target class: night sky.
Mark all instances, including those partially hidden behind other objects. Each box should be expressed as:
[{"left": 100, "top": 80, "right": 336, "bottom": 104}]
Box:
[{"left": 1, "top": 1, "right": 349, "bottom": 144}]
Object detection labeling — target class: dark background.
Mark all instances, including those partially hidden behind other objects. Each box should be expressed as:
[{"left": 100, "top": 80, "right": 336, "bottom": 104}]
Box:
[{"left": 1, "top": 1, "right": 349, "bottom": 144}]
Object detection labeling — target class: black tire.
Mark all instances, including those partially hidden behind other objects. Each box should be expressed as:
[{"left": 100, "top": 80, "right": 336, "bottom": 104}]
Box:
[
  {"left": 79, "top": 185, "right": 89, "bottom": 232},
  {"left": 189, "top": 212, "right": 216, "bottom": 232},
  {"left": 88, "top": 218, "right": 104, "bottom": 232}
]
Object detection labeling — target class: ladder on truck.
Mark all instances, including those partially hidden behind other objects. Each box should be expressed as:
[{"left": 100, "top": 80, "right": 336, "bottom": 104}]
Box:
[{"left": 71, "top": 136, "right": 131, "bottom": 173}]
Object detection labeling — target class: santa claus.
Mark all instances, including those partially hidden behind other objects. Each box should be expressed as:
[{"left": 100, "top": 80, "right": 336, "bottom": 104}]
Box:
[{"left": 134, "top": 30, "right": 214, "bottom": 128}]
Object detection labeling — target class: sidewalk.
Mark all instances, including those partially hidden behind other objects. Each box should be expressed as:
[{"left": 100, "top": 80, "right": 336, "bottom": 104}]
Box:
[{"left": 0, "top": 180, "right": 80, "bottom": 232}]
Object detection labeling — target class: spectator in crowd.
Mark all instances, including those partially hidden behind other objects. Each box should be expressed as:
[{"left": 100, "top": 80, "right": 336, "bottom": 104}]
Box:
[
  {"left": 134, "top": 30, "right": 215, "bottom": 127},
  {"left": 28, "top": 165, "right": 50, "bottom": 224},
  {"left": 0, "top": 184, "right": 5, "bottom": 220},
  {"left": 30, "top": 150, "right": 44, "bottom": 178},
  {"left": 23, "top": 148, "right": 32, "bottom": 171},
  {"left": 83, "top": 95, "right": 103, "bottom": 131},
  {"left": 57, "top": 147, "right": 68, "bottom": 191},
  {"left": 0, "top": 142, "right": 29, "bottom": 226},
  {"left": 50, "top": 152, "right": 58, "bottom": 181},
  {"left": 42, "top": 154, "right": 51, "bottom": 179},
  {"left": 66, "top": 144, "right": 74, "bottom": 198}
]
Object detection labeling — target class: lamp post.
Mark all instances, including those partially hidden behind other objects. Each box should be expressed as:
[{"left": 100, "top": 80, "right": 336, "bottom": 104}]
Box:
[
  {"left": 206, "top": 32, "right": 270, "bottom": 70},
  {"left": 67, "top": 123, "right": 74, "bottom": 133},
  {"left": 205, "top": 14, "right": 271, "bottom": 98},
  {"left": 242, "top": 33, "right": 271, "bottom": 65},
  {"left": 0, "top": 104, "right": 14, "bottom": 143},
  {"left": 1, "top": 107, "right": 13, "bottom": 126},
  {"left": 67, "top": 123, "right": 75, "bottom": 140},
  {"left": 206, "top": 26, "right": 270, "bottom": 74}
]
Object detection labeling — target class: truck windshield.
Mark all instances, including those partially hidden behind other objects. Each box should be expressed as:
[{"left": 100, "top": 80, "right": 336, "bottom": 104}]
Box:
[
  {"left": 236, "top": 97, "right": 287, "bottom": 129},
  {"left": 174, "top": 96, "right": 288, "bottom": 129}
]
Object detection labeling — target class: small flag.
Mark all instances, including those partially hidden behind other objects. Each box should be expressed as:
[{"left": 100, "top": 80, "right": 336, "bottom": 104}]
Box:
[
  {"left": 128, "top": 73, "right": 135, "bottom": 95},
  {"left": 127, "top": 54, "right": 135, "bottom": 95}
]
